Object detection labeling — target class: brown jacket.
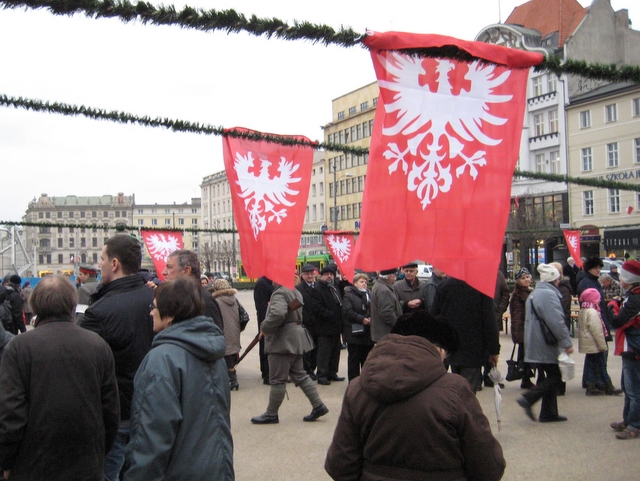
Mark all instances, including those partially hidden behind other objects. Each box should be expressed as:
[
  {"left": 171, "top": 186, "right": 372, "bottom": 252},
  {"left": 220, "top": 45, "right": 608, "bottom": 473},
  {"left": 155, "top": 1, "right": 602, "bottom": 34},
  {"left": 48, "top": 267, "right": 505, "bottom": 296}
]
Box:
[
  {"left": 509, "top": 284, "right": 532, "bottom": 345},
  {"left": 325, "top": 334, "right": 505, "bottom": 481}
]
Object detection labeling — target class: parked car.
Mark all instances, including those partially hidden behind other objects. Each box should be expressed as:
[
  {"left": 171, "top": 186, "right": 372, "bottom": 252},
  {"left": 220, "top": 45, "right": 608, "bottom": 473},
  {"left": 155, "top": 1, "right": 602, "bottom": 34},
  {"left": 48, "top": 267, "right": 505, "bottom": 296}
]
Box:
[
  {"left": 416, "top": 264, "right": 433, "bottom": 279},
  {"left": 600, "top": 258, "right": 623, "bottom": 275}
]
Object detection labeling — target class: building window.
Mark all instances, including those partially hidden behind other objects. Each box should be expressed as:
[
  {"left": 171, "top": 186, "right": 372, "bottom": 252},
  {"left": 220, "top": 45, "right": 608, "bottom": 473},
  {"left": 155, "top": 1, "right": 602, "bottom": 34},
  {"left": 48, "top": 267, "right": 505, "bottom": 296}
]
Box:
[
  {"left": 363, "top": 121, "right": 370, "bottom": 138},
  {"left": 607, "top": 142, "right": 619, "bottom": 168},
  {"left": 178, "top": 218, "right": 185, "bottom": 225},
  {"left": 93, "top": 253, "right": 98, "bottom": 263},
  {"left": 115, "top": 211, "right": 120, "bottom": 218},
  {"left": 80, "top": 211, "right": 85, "bottom": 218},
  {"left": 360, "top": 101, "right": 369, "bottom": 111},
  {"left": 58, "top": 254, "right": 63, "bottom": 264},
  {"left": 57, "top": 238, "right": 63, "bottom": 248},
  {"left": 635, "top": 138, "right": 640, "bottom": 163},
  {"left": 581, "top": 147, "right": 593, "bottom": 172},
  {"left": 548, "top": 110, "right": 558, "bottom": 133},
  {"left": 165, "top": 219, "right": 171, "bottom": 226},
  {"left": 312, "top": 184, "right": 316, "bottom": 197},
  {"left": 151, "top": 219, "right": 157, "bottom": 226},
  {"left": 320, "top": 203, "right": 325, "bottom": 220},
  {"left": 319, "top": 182, "right": 324, "bottom": 195},
  {"left": 547, "top": 75, "right": 557, "bottom": 93},
  {"left": 137, "top": 209, "right": 144, "bottom": 214},
  {"left": 58, "top": 227, "right": 63, "bottom": 233},
  {"left": 373, "top": 97, "right": 378, "bottom": 107},
  {"left": 356, "top": 124, "right": 361, "bottom": 140},
  {"left": 58, "top": 211, "right": 63, "bottom": 218},
  {"left": 39, "top": 226, "right": 50, "bottom": 234},
  {"left": 164, "top": 209, "right": 170, "bottom": 214},
  {"left": 92, "top": 211, "right": 97, "bottom": 218},
  {"left": 535, "top": 154, "right": 545, "bottom": 173},
  {"left": 92, "top": 238, "right": 98, "bottom": 247},
  {"left": 583, "top": 191, "right": 594, "bottom": 216},
  {"left": 337, "top": 111, "right": 344, "bottom": 120},
  {"left": 534, "top": 113, "right": 544, "bottom": 136},
  {"left": 550, "top": 151, "right": 560, "bottom": 174},
  {"left": 38, "top": 238, "right": 50, "bottom": 249},
  {"left": 45, "top": 212, "right": 50, "bottom": 219},
  {"left": 192, "top": 219, "right": 198, "bottom": 225},
  {"left": 634, "top": 98, "right": 640, "bottom": 117},
  {"left": 580, "top": 110, "right": 591, "bottom": 129},
  {"left": 38, "top": 212, "right": 43, "bottom": 219},
  {"left": 68, "top": 211, "right": 74, "bottom": 218},
  {"left": 137, "top": 219, "right": 144, "bottom": 226},
  {"left": 305, "top": 207, "right": 309, "bottom": 222},
  {"left": 605, "top": 104, "right": 618, "bottom": 123},
  {"left": 348, "top": 106, "right": 356, "bottom": 115},
  {"left": 69, "top": 238, "right": 75, "bottom": 248},
  {"left": 103, "top": 211, "right": 108, "bottom": 217},
  {"left": 609, "top": 188, "right": 620, "bottom": 213},
  {"left": 81, "top": 238, "right": 86, "bottom": 248},
  {"left": 532, "top": 77, "right": 543, "bottom": 97}
]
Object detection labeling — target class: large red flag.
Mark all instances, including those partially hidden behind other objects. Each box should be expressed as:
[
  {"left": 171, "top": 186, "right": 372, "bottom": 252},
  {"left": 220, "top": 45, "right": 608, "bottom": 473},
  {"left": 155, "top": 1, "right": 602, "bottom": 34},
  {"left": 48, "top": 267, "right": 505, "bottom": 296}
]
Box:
[
  {"left": 323, "top": 231, "right": 356, "bottom": 282},
  {"left": 223, "top": 128, "right": 314, "bottom": 289},
  {"left": 563, "top": 230, "right": 583, "bottom": 269},
  {"left": 354, "top": 32, "right": 543, "bottom": 297},
  {"left": 140, "top": 230, "right": 184, "bottom": 281}
]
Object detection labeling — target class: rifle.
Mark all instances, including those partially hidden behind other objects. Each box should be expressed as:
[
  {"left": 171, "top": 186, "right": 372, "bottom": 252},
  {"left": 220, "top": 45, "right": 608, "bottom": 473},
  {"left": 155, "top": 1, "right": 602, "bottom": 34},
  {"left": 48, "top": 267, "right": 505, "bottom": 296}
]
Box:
[{"left": 234, "top": 297, "right": 303, "bottom": 368}]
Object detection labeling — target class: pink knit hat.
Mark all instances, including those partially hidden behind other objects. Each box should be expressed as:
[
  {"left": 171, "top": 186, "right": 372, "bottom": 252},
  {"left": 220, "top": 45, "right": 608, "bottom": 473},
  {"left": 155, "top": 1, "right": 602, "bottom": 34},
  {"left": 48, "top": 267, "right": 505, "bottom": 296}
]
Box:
[{"left": 579, "top": 288, "right": 601, "bottom": 305}]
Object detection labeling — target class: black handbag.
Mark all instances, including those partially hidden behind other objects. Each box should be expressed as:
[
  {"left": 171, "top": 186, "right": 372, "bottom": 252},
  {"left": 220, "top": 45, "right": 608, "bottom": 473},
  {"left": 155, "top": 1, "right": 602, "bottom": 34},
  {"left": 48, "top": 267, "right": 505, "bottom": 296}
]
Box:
[
  {"left": 505, "top": 345, "right": 524, "bottom": 382},
  {"left": 530, "top": 299, "right": 558, "bottom": 346},
  {"left": 237, "top": 300, "right": 250, "bottom": 331}
]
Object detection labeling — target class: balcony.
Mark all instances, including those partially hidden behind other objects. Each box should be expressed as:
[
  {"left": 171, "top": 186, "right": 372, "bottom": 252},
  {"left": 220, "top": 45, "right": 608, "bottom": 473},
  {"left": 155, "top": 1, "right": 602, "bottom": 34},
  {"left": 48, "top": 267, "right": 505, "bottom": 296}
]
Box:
[
  {"left": 527, "top": 91, "right": 558, "bottom": 111},
  {"left": 529, "top": 132, "right": 560, "bottom": 150}
]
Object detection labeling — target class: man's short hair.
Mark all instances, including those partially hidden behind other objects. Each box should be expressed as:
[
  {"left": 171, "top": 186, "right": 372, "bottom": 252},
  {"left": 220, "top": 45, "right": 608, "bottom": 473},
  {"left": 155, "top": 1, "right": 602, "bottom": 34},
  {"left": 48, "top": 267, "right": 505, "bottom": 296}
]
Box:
[
  {"left": 104, "top": 235, "right": 142, "bottom": 275},
  {"left": 599, "top": 273, "right": 613, "bottom": 283},
  {"left": 155, "top": 277, "right": 204, "bottom": 323},
  {"left": 30, "top": 275, "right": 78, "bottom": 322},
  {"left": 168, "top": 250, "right": 201, "bottom": 279}
]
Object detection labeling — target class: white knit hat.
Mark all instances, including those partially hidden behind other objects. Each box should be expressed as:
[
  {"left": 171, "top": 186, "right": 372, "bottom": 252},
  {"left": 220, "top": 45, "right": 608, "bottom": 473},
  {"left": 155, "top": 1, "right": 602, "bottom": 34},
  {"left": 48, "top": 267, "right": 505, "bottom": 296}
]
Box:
[
  {"left": 537, "top": 263, "right": 560, "bottom": 283},
  {"left": 620, "top": 260, "right": 640, "bottom": 285}
]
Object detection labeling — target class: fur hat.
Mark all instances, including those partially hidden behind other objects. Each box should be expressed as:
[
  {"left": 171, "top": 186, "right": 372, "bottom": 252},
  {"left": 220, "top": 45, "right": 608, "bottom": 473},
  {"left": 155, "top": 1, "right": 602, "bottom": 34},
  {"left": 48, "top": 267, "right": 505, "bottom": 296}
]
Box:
[
  {"left": 515, "top": 267, "right": 530, "bottom": 280},
  {"left": 401, "top": 262, "right": 418, "bottom": 269},
  {"left": 620, "top": 260, "right": 640, "bottom": 285},
  {"left": 537, "top": 263, "right": 560, "bottom": 283},
  {"left": 379, "top": 268, "right": 397, "bottom": 276},
  {"left": 212, "top": 278, "right": 231, "bottom": 291},
  {"left": 583, "top": 257, "right": 604, "bottom": 272},
  {"left": 391, "top": 311, "right": 460, "bottom": 355},
  {"left": 9, "top": 275, "right": 21, "bottom": 285}
]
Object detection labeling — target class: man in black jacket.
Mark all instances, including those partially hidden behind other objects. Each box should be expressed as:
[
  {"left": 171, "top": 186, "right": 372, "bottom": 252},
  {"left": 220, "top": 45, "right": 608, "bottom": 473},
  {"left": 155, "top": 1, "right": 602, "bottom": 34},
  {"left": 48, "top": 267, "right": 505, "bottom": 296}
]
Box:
[
  {"left": 254, "top": 276, "right": 275, "bottom": 384},
  {"left": 2, "top": 275, "right": 25, "bottom": 334},
  {"left": 310, "top": 266, "right": 344, "bottom": 385},
  {"left": 80, "top": 235, "right": 155, "bottom": 481},
  {"left": 296, "top": 264, "right": 320, "bottom": 379}
]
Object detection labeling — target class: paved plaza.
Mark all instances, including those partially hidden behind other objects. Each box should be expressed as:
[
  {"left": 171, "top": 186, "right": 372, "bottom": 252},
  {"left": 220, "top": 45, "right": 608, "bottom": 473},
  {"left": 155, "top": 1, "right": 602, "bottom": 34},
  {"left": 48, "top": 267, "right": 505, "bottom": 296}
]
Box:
[{"left": 231, "top": 289, "right": 639, "bottom": 481}]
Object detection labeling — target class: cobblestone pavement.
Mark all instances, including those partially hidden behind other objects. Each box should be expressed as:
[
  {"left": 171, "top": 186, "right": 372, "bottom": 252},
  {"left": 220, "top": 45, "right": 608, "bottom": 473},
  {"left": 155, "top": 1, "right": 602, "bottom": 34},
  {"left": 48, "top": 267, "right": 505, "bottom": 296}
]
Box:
[{"left": 232, "top": 290, "right": 639, "bottom": 481}]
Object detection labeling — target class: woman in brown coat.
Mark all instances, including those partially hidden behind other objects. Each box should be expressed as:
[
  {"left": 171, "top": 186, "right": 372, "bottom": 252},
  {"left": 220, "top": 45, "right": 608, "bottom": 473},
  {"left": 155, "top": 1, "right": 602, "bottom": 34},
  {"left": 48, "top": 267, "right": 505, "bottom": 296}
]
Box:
[
  {"left": 510, "top": 267, "right": 534, "bottom": 389},
  {"left": 211, "top": 278, "right": 243, "bottom": 391}
]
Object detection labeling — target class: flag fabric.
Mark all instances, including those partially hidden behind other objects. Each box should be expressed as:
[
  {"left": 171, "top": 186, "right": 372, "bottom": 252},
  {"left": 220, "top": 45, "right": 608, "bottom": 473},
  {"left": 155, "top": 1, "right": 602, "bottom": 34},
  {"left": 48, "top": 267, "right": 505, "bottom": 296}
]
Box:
[
  {"left": 515, "top": 196, "right": 520, "bottom": 209},
  {"left": 628, "top": 205, "right": 634, "bottom": 215},
  {"left": 223, "top": 128, "right": 314, "bottom": 289},
  {"left": 353, "top": 31, "right": 543, "bottom": 297},
  {"left": 562, "top": 230, "right": 583, "bottom": 269},
  {"left": 141, "top": 230, "right": 184, "bottom": 281},
  {"left": 323, "top": 231, "right": 356, "bottom": 282}
]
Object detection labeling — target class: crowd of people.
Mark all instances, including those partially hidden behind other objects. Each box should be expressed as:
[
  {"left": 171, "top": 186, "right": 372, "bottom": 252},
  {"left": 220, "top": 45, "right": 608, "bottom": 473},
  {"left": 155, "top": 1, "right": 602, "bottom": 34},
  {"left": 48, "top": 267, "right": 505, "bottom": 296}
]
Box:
[{"left": 1, "top": 241, "right": 639, "bottom": 480}]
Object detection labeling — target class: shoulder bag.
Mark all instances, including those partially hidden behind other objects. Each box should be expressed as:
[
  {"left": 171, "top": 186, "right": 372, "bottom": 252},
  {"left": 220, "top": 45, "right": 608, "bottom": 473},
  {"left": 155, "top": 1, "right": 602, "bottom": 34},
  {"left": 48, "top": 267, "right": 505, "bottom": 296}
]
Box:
[{"left": 530, "top": 298, "right": 558, "bottom": 346}]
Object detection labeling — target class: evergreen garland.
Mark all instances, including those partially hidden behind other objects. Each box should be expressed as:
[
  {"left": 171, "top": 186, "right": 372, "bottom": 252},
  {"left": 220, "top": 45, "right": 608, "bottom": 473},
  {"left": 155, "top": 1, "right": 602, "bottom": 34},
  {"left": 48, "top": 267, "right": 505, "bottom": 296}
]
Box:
[{"left": 2, "top": 0, "right": 640, "bottom": 83}]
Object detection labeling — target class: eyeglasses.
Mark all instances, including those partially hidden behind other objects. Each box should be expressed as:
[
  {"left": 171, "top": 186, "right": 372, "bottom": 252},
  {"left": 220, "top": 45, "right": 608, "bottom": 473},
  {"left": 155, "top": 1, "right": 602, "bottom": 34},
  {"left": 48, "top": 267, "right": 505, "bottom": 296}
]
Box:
[{"left": 149, "top": 303, "right": 158, "bottom": 311}]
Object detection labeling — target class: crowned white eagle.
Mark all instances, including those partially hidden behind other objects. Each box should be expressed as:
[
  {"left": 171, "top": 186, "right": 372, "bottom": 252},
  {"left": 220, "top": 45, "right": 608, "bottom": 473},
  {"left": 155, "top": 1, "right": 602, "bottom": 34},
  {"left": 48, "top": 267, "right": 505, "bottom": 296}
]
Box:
[{"left": 377, "top": 53, "right": 513, "bottom": 208}]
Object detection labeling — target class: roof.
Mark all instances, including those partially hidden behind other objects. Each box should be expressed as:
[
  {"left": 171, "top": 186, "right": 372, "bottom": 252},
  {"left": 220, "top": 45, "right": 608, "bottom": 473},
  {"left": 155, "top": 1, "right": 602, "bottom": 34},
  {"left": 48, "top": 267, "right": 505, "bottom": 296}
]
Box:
[{"left": 505, "top": 0, "right": 587, "bottom": 46}]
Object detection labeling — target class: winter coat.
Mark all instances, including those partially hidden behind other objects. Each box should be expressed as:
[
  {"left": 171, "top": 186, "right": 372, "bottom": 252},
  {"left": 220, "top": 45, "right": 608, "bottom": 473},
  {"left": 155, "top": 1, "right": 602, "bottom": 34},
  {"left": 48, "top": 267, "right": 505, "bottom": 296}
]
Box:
[
  {"left": 609, "top": 286, "right": 640, "bottom": 358},
  {"left": 19, "top": 286, "right": 32, "bottom": 315},
  {"left": 78, "top": 277, "right": 99, "bottom": 306},
  {"left": 576, "top": 270, "right": 612, "bottom": 327},
  {"left": 393, "top": 277, "right": 426, "bottom": 313},
  {"left": 262, "top": 286, "right": 314, "bottom": 355},
  {"left": 202, "top": 286, "right": 224, "bottom": 330},
  {"left": 325, "top": 334, "right": 505, "bottom": 481},
  {"left": 524, "top": 282, "right": 573, "bottom": 364},
  {"left": 296, "top": 280, "right": 320, "bottom": 337},
  {"left": 557, "top": 277, "right": 573, "bottom": 330},
  {"left": 509, "top": 283, "right": 532, "bottom": 345},
  {"left": 309, "top": 278, "right": 343, "bottom": 337},
  {"left": 494, "top": 271, "right": 510, "bottom": 325},
  {"left": 213, "top": 288, "right": 242, "bottom": 356},
  {"left": 578, "top": 307, "right": 608, "bottom": 354},
  {"left": 370, "top": 278, "right": 402, "bottom": 343},
  {"left": 253, "top": 276, "right": 274, "bottom": 326},
  {"left": 342, "top": 285, "right": 373, "bottom": 346},
  {"left": 430, "top": 277, "right": 500, "bottom": 368},
  {"left": 0, "top": 322, "right": 13, "bottom": 366},
  {"left": 5, "top": 284, "right": 24, "bottom": 334},
  {"left": 125, "top": 316, "right": 233, "bottom": 481},
  {"left": 0, "top": 319, "right": 119, "bottom": 481},
  {"left": 80, "top": 274, "right": 155, "bottom": 421}
]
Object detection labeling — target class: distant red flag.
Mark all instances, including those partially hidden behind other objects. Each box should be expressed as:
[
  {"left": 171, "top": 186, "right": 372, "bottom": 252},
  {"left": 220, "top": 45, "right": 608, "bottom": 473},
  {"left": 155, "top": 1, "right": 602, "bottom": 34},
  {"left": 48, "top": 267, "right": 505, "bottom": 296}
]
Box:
[
  {"left": 628, "top": 205, "right": 634, "bottom": 215},
  {"left": 354, "top": 31, "right": 542, "bottom": 297},
  {"left": 141, "top": 230, "right": 184, "bottom": 280},
  {"left": 562, "top": 230, "right": 583, "bottom": 269},
  {"left": 323, "top": 231, "right": 356, "bottom": 282},
  {"left": 223, "top": 128, "right": 314, "bottom": 289},
  {"left": 515, "top": 196, "right": 520, "bottom": 208}
]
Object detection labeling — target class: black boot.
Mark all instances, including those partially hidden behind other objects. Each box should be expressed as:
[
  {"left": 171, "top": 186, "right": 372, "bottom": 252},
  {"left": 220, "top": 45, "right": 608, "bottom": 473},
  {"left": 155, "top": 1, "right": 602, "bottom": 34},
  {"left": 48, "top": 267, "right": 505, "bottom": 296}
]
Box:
[
  {"left": 229, "top": 370, "right": 239, "bottom": 391},
  {"left": 605, "top": 381, "right": 623, "bottom": 396},
  {"left": 586, "top": 383, "right": 605, "bottom": 396}
]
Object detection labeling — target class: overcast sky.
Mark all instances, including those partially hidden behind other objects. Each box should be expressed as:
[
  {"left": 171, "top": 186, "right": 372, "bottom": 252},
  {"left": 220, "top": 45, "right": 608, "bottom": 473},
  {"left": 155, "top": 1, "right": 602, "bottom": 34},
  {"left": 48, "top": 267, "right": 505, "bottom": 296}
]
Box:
[{"left": 0, "top": 0, "right": 636, "bottom": 222}]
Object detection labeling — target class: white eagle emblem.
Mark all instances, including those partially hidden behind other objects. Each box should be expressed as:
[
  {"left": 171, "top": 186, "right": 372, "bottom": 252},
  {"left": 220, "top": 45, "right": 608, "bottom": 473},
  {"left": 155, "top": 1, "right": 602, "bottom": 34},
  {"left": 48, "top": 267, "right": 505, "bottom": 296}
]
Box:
[
  {"left": 146, "top": 233, "right": 180, "bottom": 260},
  {"left": 326, "top": 235, "right": 352, "bottom": 263},
  {"left": 234, "top": 151, "right": 302, "bottom": 238},
  {"left": 567, "top": 234, "right": 579, "bottom": 250},
  {"left": 378, "top": 53, "right": 513, "bottom": 209}
]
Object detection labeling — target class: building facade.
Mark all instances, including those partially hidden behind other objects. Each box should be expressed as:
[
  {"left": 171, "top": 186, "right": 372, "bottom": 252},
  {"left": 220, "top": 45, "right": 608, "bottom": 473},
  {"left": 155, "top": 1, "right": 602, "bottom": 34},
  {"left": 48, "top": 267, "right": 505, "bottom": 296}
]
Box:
[
  {"left": 323, "top": 82, "right": 378, "bottom": 232},
  {"left": 299, "top": 150, "right": 328, "bottom": 257},
  {"left": 23, "top": 192, "right": 134, "bottom": 277},
  {"left": 133, "top": 198, "right": 201, "bottom": 272}
]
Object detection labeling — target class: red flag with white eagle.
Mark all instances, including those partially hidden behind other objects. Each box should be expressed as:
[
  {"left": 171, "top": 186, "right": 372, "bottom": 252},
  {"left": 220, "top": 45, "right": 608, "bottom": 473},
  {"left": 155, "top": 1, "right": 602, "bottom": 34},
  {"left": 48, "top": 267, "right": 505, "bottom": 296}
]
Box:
[
  {"left": 141, "top": 230, "right": 184, "bottom": 281},
  {"left": 324, "top": 231, "right": 356, "bottom": 282},
  {"left": 223, "top": 128, "right": 314, "bottom": 289},
  {"left": 562, "top": 230, "right": 583, "bottom": 269},
  {"left": 353, "top": 32, "right": 543, "bottom": 297}
]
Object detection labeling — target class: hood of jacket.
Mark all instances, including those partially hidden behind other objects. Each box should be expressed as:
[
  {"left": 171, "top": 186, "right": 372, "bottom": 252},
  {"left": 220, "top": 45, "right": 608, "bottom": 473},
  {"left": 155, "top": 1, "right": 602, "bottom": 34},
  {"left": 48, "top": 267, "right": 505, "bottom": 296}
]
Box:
[
  {"left": 152, "top": 315, "right": 225, "bottom": 362},
  {"left": 211, "top": 288, "right": 238, "bottom": 302},
  {"left": 358, "top": 334, "right": 447, "bottom": 404}
]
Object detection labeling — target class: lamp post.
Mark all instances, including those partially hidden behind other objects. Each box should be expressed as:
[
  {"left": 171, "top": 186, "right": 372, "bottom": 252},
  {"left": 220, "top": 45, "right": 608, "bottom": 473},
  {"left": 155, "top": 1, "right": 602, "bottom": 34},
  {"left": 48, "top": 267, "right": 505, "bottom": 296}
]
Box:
[{"left": 333, "top": 158, "right": 354, "bottom": 230}]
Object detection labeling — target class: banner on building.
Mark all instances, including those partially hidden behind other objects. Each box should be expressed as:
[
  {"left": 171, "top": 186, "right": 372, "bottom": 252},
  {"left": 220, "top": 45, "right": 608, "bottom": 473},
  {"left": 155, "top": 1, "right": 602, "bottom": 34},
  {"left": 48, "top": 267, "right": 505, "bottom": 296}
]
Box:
[
  {"left": 223, "top": 128, "right": 314, "bottom": 289},
  {"left": 353, "top": 31, "right": 543, "bottom": 297},
  {"left": 141, "top": 230, "right": 184, "bottom": 280}
]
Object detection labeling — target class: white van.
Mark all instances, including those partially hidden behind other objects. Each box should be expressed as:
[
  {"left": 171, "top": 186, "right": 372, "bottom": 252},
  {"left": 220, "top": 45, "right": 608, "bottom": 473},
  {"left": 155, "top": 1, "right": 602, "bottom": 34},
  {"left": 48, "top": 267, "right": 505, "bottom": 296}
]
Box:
[{"left": 416, "top": 264, "right": 433, "bottom": 279}]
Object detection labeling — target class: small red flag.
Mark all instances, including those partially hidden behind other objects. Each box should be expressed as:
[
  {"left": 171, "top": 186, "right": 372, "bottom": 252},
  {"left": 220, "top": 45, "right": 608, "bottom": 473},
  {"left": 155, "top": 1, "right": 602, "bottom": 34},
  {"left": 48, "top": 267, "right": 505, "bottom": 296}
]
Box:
[
  {"left": 354, "top": 32, "right": 542, "bottom": 297},
  {"left": 223, "top": 128, "right": 314, "bottom": 289},
  {"left": 628, "top": 205, "right": 634, "bottom": 215},
  {"left": 141, "top": 230, "right": 184, "bottom": 280},
  {"left": 323, "top": 231, "right": 356, "bottom": 282},
  {"left": 562, "top": 230, "right": 583, "bottom": 269}
]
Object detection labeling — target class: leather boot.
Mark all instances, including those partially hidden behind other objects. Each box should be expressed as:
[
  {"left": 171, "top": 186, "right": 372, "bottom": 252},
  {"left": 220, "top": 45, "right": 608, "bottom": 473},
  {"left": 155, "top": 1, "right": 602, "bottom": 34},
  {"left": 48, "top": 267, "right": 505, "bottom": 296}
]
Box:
[
  {"left": 251, "top": 383, "right": 286, "bottom": 424},
  {"left": 586, "top": 383, "right": 605, "bottom": 396},
  {"left": 228, "top": 370, "right": 239, "bottom": 391},
  {"left": 605, "top": 381, "right": 624, "bottom": 396}
]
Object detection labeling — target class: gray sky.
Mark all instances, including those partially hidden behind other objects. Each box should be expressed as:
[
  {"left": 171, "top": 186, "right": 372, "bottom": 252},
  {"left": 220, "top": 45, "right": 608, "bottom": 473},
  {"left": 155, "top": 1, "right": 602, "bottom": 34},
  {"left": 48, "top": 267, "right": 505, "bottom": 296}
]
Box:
[{"left": 0, "top": 0, "right": 635, "bottom": 222}]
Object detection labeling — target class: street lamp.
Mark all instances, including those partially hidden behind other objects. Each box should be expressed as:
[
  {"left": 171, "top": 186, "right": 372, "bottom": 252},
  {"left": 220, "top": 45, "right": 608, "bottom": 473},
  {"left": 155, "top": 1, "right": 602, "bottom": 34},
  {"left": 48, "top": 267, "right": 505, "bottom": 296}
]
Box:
[{"left": 333, "top": 158, "right": 354, "bottom": 230}]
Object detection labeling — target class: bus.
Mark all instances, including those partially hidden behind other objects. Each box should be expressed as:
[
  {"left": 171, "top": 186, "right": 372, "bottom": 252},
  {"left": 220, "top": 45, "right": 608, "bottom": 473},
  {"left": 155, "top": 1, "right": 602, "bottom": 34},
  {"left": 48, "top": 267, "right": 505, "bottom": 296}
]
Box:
[{"left": 236, "top": 253, "right": 333, "bottom": 282}]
